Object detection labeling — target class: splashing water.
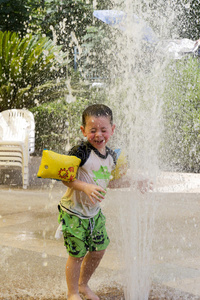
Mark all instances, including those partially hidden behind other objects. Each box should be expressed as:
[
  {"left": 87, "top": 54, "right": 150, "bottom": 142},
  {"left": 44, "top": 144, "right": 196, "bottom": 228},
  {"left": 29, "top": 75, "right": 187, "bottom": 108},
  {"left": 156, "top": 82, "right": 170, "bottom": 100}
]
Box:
[{"left": 103, "top": 1, "right": 182, "bottom": 299}]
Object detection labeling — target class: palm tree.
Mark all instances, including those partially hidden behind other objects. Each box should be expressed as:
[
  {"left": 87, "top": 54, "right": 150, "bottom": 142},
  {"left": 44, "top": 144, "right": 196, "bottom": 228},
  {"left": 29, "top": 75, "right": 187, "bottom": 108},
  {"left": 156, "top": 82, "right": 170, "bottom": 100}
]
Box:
[{"left": 0, "top": 31, "right": 68, "bottom": 111}]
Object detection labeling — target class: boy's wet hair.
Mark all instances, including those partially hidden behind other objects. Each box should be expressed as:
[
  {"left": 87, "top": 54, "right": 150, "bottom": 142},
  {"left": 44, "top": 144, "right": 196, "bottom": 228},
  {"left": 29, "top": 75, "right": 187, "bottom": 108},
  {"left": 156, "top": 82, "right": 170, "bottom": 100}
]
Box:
[{"left": 82, "top": 104, "right": 113, "bottom": 127}]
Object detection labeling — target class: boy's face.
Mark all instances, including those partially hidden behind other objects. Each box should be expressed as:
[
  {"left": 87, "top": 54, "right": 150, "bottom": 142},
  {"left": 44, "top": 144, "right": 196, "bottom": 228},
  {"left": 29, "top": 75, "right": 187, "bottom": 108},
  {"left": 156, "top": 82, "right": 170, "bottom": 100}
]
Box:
[{"left": 80, "top": 116, "right": 115, "bottom": 154}]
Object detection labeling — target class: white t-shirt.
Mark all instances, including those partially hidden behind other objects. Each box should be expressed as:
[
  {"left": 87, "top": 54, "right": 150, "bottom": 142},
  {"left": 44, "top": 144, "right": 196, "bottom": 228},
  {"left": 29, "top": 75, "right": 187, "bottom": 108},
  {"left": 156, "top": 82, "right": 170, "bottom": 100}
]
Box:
[{"left": 59, "top": 141, "right": 117, "bottom": 218}]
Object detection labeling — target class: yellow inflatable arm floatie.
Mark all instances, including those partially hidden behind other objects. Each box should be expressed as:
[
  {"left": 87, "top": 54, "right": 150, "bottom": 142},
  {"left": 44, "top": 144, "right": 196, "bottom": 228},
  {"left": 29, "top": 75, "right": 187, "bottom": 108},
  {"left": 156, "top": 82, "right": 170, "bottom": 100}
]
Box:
[
  {"left": 111, "top": 149, "right": 128, "bottom": 180},
  {"left": 37, "top": 149, "right": 81, "bottom": 181}
]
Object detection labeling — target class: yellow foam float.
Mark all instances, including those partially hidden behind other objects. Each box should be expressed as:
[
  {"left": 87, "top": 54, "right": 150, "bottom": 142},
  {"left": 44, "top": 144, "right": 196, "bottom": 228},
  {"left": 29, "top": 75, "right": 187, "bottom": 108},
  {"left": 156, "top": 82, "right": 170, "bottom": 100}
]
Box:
[
  {"left": 111, "top": 149, "right": 128, "bottom": 180},
  {"left": 37, "top": 150, "right": 81, "bottom": 181}
]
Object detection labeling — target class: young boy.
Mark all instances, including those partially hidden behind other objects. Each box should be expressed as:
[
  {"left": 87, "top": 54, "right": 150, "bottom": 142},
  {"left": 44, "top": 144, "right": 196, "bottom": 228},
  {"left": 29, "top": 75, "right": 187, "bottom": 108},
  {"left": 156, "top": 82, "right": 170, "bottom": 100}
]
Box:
[
  {"left": 58, "top": 104, "right": 150, "bottom": 300},
  {"left": 58, "top": 104, "right": 116, "bottom": 300}
]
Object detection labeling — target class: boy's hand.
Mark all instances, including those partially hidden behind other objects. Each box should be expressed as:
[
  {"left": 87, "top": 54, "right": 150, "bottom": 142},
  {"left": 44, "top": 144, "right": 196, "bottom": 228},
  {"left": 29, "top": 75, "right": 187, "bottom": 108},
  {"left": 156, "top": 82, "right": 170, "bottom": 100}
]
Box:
[
  {"left": 137, "top": 179, "right": 153, "bottom": 194},
  {"left": 83, "top": 183, "right": 106, "bottom": 204}
]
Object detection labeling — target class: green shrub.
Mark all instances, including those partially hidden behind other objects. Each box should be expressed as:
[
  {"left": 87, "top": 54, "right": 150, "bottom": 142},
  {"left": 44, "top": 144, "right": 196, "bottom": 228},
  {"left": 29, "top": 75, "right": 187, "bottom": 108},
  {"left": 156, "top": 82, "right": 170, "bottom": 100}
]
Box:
[
  {"left": 31, "top": 98, "right": 89, "bottom": 155},
  {"left": 31, "top": 87, "right": 109, "bottom": 155},
  {"left": 161, "top": 56, "right": 200, "bottom": 172},
  {"left": 0, "top": 31, "right": 68, "bottom": 111}
]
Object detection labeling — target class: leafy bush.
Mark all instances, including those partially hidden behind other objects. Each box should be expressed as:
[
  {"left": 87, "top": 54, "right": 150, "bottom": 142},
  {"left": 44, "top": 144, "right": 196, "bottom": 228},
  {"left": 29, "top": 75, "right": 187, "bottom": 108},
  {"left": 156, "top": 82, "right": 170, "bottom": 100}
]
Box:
[
  {"left": 0, "top": 31, "right": 68, "bottom": 111},
  {"left": 31, "top": 99, "right": 87, "bottom": 155},
  {"left": 161, "top": 57, "right": 200, "bottom": 172},
  {"left": 79, "top": 25, "right": 117, "bottom": 82},
  {"left": 31, "top": 86, "right": 109, "bottom": 155}
]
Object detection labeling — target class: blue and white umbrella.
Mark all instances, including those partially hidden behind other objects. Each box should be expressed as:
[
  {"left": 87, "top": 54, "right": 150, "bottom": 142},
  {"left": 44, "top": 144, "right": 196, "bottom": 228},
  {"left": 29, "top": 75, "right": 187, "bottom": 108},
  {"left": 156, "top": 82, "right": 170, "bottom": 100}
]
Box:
[
  {"left": 93, "top": 10, "right": 126, "bottom": 28},
  {"left": 93, "top": 10, "right": 158, "bottom": 44}
]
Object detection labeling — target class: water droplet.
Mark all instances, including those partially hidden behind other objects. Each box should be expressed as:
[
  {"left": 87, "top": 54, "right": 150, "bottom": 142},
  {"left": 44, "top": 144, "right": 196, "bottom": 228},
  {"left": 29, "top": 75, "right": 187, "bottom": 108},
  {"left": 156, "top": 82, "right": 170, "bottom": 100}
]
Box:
[
  {"left": 43, "top": 261, "right": 48, "bottom": 267},
  {"left": 42, "top": 252, "right": 47, "bottom": 258}
]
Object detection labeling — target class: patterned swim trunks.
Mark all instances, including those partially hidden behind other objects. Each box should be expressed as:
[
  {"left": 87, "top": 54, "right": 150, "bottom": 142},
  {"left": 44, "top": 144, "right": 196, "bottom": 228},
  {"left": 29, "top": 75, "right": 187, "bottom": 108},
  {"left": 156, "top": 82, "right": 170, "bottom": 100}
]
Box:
[{"left": 58, "top": 207, "right": 110, "bottom": 257}]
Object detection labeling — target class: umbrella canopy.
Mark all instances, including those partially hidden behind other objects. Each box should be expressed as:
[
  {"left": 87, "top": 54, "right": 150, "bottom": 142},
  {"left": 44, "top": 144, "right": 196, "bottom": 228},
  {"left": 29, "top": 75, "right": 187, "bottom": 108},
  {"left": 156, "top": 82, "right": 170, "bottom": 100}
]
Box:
[
  {"left": 93, "top": 10, "right": 126, "bottom": 28},
  {"left": 93, "top": 10, "right": 158, "bottom": 44}
]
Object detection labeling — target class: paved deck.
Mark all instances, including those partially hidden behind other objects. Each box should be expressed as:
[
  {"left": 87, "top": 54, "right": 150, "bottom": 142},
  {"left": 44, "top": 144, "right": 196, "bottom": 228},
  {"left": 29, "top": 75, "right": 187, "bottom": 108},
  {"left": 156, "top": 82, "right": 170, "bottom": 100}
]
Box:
[{"left": 0, "top": 172, "right": 200, "bottom": 299}]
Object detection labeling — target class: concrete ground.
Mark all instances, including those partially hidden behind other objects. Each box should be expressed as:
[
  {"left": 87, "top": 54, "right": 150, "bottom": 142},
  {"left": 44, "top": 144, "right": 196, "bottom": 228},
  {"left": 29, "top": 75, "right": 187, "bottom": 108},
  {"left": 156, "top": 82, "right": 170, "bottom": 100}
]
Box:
[{"left": 0, "top": 164, "right": 200, "bottom": 299}]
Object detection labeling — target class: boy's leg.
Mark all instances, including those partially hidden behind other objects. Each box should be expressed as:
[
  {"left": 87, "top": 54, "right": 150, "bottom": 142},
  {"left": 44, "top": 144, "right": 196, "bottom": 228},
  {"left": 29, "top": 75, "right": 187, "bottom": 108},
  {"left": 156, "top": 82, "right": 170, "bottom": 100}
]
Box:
[
  {"left": 78, "top": 249, "right": 105, "bottom": 300},
  {"left": 65, "top": 255, "right": 84, "bottom": 300}
]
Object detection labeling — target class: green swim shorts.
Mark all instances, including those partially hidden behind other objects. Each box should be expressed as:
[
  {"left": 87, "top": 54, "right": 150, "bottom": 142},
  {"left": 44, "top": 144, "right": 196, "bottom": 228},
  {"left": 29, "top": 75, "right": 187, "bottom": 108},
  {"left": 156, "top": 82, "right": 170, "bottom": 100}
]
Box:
[{"left": 58, "top": 207, "right": 110, "bottom": 257}]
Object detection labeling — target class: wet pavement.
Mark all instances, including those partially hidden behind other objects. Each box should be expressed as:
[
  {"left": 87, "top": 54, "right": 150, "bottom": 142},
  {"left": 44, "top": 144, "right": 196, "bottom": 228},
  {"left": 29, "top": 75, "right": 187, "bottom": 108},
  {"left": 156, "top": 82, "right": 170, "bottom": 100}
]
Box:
[{"left": 0, "top": 172, "right": 200, "bottom": 299}]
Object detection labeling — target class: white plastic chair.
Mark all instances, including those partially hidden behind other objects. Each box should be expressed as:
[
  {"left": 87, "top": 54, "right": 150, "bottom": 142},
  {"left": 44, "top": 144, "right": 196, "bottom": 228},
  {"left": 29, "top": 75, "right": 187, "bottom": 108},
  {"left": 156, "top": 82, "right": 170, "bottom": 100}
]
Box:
[{"left": 0, "top": 109, "right": 35, "bottom": 189}]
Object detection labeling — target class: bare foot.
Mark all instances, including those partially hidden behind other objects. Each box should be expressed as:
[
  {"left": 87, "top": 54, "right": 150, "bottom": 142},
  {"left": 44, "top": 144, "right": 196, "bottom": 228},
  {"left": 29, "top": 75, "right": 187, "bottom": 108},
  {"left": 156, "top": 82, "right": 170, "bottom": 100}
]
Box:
[
  {"left": 79, "top": 284, "right": 99, "bottom": 300},
  {"left": 67, "top": 293, "right": 82, "bottom": 300}
]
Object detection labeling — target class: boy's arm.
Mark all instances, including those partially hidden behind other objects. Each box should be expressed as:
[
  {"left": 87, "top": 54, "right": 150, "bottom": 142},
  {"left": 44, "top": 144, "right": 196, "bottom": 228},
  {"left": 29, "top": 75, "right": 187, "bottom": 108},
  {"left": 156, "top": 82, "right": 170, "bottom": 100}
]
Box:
[
  {"left": 108, "top": 176, "right": 130, "bottom": 189},
  {"left": 108, "top": 175, "right": 153, "bottom": 194},
  {"left": 110, "top": 150, "right": 153, "bottom": 193},
  {"left": 62, "top": 180, "right": 106, "bottom": 204}
]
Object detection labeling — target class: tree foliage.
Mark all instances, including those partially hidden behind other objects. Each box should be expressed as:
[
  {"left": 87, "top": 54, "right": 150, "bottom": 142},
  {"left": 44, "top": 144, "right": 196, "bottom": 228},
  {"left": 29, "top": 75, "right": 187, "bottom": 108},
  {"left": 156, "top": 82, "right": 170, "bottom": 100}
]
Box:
[
  {"left": 0, "top": 31, "right": 68, "bottom": 111},
  {"left": 79, "top": 24, "right": 118, "bottom": 82},
  {"left": 40, "top": 0, "right": 92, "bottom": 45},
  {"left": 0, "top": 0, "right": 44, "bottom": 36},
  {"left": 132, "top": 0, "right": 200, "bottom": 41},
  {"left": 38, "top": 0, "right": 114, "bottom": 68},
  {"left": 176, "top": 0, "right": 200, "bottom": 40}
]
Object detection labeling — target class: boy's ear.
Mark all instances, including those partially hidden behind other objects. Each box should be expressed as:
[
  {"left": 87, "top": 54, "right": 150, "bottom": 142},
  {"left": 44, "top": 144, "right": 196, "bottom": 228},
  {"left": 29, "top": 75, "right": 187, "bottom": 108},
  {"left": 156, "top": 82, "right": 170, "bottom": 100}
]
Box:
[
  {"left": 80, "top": 125, "right": 87, "bottom": 137},
  {"left": 111, "top": 124, "right": 116, "bottom": 135}
]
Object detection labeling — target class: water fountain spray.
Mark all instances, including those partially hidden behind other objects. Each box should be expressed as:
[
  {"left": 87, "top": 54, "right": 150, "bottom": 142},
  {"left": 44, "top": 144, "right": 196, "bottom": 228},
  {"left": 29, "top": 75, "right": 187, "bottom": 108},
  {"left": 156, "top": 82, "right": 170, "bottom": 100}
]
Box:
[{"left": 96, "top": 1, "right": 183, "bottom": 299}]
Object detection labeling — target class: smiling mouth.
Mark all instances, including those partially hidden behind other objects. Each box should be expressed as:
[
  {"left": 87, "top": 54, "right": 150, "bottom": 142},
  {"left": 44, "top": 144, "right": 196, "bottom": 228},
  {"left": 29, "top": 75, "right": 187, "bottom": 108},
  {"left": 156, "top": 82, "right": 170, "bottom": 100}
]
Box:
[{"left": 95, "top": 140, "right": 104, "bottom": 145}]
